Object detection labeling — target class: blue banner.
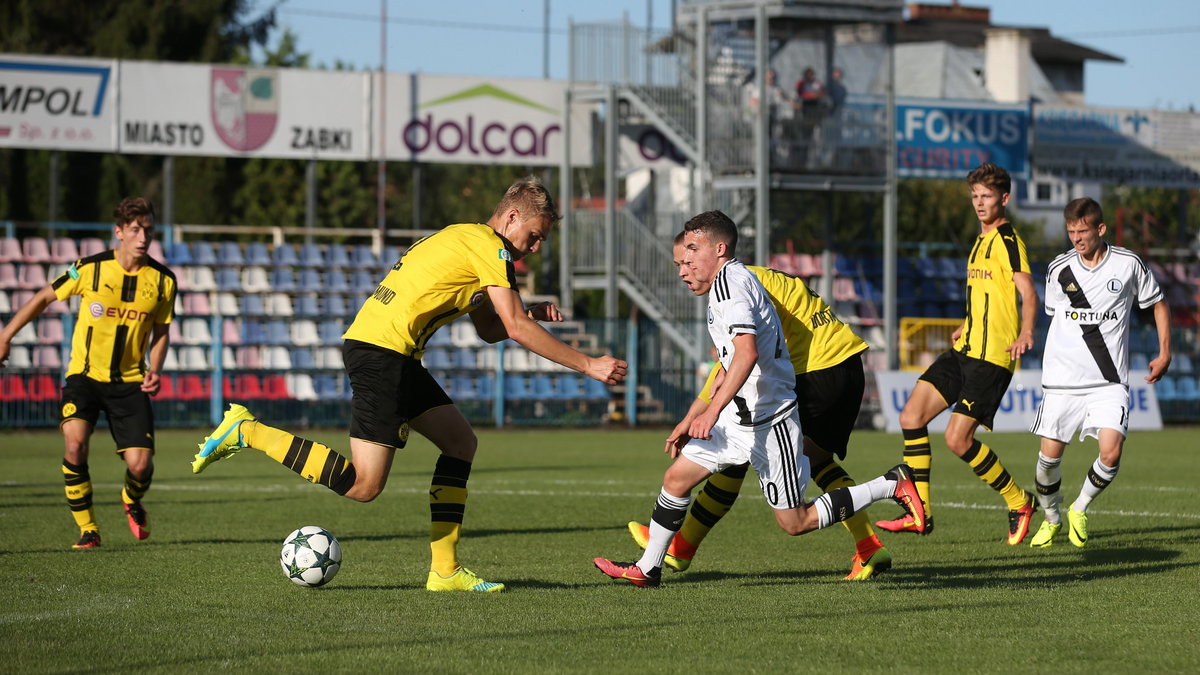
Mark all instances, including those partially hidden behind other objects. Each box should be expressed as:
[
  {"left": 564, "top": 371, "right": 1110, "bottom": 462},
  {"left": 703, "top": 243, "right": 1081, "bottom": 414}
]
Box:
[{"left": 895, "top": 99, "right": 1029, "bottom": 179}]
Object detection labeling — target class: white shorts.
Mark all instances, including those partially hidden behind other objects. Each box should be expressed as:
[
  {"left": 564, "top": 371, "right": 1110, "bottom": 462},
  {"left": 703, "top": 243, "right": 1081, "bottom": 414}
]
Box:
[
  {"left": 682, "top": 409, "right": 808, "bottom": 510},
  {"left": 1030, "top": 386, "right": 1130, "bottom": 443}
]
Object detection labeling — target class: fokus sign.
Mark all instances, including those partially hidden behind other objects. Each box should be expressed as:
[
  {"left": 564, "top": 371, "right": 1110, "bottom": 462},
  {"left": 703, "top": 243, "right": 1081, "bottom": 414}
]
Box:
[{"left": 385, "top": 74, "right": 589, "bottom": 166}]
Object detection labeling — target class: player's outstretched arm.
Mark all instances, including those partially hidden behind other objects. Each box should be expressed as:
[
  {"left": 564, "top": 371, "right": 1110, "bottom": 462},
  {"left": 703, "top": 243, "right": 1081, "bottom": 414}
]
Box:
[
  {"left": 0, "top": 285, "right": 56, "bottom": 367},
  {"left": 485, "top": 285, "right": 627, "bottom": 384},
  {"left": 1006, "top": 271, "right": 1037, "bottom": 358},
  {"left": 1145, "top": 300, "right": 1173, "bottom": 383}
]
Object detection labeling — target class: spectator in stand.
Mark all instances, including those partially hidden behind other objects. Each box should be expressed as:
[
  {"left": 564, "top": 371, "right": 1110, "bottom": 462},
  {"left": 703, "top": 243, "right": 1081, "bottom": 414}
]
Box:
[
  {"left": 795, "top": 67, "right": 826, "bottom": 167},
  {"left": 746, "top": 68, "right": 797, "bottom": 164}
]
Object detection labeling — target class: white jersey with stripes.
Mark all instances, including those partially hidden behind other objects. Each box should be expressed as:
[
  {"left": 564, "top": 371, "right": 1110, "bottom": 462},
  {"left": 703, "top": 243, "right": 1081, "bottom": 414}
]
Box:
[
  {"left": 706, "top": 259, "right": 796, "bottom": 426},
  {"left": 1042, "top": 244, "right": 1163, "bottom": 390}
]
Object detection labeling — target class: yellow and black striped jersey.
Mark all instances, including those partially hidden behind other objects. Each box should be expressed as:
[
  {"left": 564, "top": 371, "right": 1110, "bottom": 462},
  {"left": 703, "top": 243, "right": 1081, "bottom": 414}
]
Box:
[
  {"left": 953, "top": 222, "right": 1031, "bottom": 370},
  {"left": 51, "top": 251, "right": 176, "bottom": 383},
  {"left": 343, "top": 223, "right": 516, "bottom": 358},
  {"left": 699, "top": 265, "right": 868, "bottom": 402}
]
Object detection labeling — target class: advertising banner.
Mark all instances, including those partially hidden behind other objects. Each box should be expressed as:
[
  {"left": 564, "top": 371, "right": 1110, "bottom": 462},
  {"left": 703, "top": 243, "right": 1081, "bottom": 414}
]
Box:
[
  {"left": 874, "top": 369, "right": 1163, "bottom": 433},
  {"left": 0, "top": 54, "right": 117, "bottom": 152},
  {"left": 895, "top": 98, "right": 1029, "bottom": 179},
  {"left": 119, "top": 60, "right": 370, "bottom": 160},
  {"left": 1032, "top": 104, "right": 1200, "bottom": 188},
  {"left": 383, "top": 73, "right": 590, "bottom": 166}
]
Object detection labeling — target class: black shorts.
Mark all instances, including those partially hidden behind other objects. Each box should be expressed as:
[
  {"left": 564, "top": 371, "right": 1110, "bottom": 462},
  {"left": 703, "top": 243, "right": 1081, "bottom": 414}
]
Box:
[
  {"left": 794, "top": 353, "right": 865, "bottom": 460},
  {"left": 343, "top": 339, "right": 452, "bottom": 448},
  {"left": 61, "top": 374, "right": 156, "bottom": 453},
  {"left": 918, "top": 349, "right": 1013, "bottom": 431}
]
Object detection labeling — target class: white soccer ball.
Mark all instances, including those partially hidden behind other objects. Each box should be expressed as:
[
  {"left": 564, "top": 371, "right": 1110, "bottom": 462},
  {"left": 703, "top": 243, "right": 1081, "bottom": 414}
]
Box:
[{"left": 280, "top": 526, "right": 342, "bottom": 587}]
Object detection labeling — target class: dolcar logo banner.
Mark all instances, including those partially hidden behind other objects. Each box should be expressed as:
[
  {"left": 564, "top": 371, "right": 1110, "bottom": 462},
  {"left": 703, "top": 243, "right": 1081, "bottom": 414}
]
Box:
[{"left": 386, "top": 74, "right": 591, "bottom": 166}]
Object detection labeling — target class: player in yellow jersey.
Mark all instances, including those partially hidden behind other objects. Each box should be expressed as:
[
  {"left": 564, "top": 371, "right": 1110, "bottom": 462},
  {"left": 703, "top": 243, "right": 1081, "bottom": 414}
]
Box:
[
  {"left": 0, "top": 197, "right": 175, "bottom": 549},
  {"left": 876, "top": 163, "right": 1039, "bottom": 545},
  {"left": 191, "top": 177, "right": 627, "bottom": 593},
  {"left": 626, "top": 232, "right": 892, "bottom": 580}
]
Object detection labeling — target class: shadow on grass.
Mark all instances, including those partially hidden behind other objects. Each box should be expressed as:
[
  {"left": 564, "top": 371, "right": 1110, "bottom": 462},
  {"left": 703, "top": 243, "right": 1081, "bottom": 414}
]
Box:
[{"left": 884, "top": 545, "right": 1194, "bottom": 588}]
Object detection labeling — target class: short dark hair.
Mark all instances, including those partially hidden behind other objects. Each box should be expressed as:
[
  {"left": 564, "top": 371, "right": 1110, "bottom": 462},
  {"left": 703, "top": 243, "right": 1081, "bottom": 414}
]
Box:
[
  {"left": 492, "top": 176, "right": 560, "bottom": 226},
  {"left": 682, "top": 210, "right": 738, "bottom": 256},
  {"left": 1064, "top": 197, "right": 1103, "bottom": 228},
  {"left": 966, "top": 163, "right": 1011, "bottom": 196},
  {"left": 114, "top": 197, "right": 155, "bottom": 229}
]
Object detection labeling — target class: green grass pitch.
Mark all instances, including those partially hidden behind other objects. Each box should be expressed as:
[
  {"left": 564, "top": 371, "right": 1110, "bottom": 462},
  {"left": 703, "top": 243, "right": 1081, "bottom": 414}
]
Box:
[{"left": 2, "top": 426, "right": 1199, "bottom": 672}]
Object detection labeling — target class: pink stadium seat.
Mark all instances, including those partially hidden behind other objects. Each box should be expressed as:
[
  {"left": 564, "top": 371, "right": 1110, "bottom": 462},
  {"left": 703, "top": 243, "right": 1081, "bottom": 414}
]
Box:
[
  {"left": 44, "top": 299, "right": 70, "bottom": 314},
  {"left": 37, "top": 318, "right": 65, "bottom": 344},
  {"left": 0, "top": 238, "right": 22, "bottom": 263},
  {"left": 79, "top": 238, "right": 107, "bottom": 258},
  {"left": 17, "top": 264, "right": 47, "bottom": 289},
  {"left": 21, "top": 238, "right": 52, "bottom": 263},
  {"left": 0, "top": 263, "right": 19, "bottom": 289},
  {"left": 50, "top": 238, "right": 80, "bottom": 263},
  {"left": 33, "top": 345, "right": 63, "bottom": 369}
]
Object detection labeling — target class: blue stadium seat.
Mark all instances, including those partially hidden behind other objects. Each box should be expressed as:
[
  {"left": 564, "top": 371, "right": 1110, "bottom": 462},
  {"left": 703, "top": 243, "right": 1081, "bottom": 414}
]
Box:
[
  {"left": 584, "top": 378, "right": 609, "bottom": 399},
  {"left": 270, "top": 268, "right": 297, "bottom": 291},
  {"left": 290, "top": 348, "right": 316, "bottom": 369},
  {"left": 323, "top": 294, "right": 350, "bottom": 317},
  {"left": 381, "top": 245, "right": 404, "bottom": 269},
  {"left": 913, "top": 257, "right": 937, "bottom": 279},
  {"left": 1178, "top": 377, "right": 1200, "bottom": 401},
  {"left": 242, "top": 319, "right": 266, "bottom": 344},
  {"left": 456, "top": 347, "right": 477, "bottom": 369},
  {"left": 350, "top": 245, "right": 378, "bottom": 269},
  {"left": 556, "top": 374, "right": 586, "bottom": 399},
  {"left": 272, "top": 244, "right": 299, "bottom": 267},
  {"left": 939, "top": 257, "right": 964, "bottom": 279},
  {"left": 504, "top": 375, "right": 531, "bottom": 400},
  {"left": 239, "top": 294, "right": 265, "bottom": 316},
  {"left": 450, "top": 375, "right": 481, "bottom": 400},
  {"left": 328, "top": 245, "right": 352, "bottom": 269},
  {"left": 351, "top": 270, "right": 377, "bottom": 294},
  {"left": 530, "top": 375, "right": 556, "bottom": 399},
  {"left": 294, "top": 294, "right": 320, "bottom": 317},
  {"left": 167, "top": 242, "right": 194, "bottom": 266},
  {"left": 192, "top": 241, "right": 218, "bottom": 266},
  {"left": 426, "top": 326, "right": 453, "bottom": 347},
  {"left": 1156, "top": 377, "right": 1178, "bottom": 401},
  {"left": 326, "top": 269, "right": 350, "bottom": 292},
  {"left": 297, "top": 269, "right": 323, "bottom": 292},
  {"left": 264, "top": 320, "right": 291, "bottom": 345},
  {"left": 476, "top": 375, "right": 496, "bottom": 399},
  {"left": 299, "top": 243, "right": 325, "bottom": 268},
  {"left": 424, "top": 348, "right": 453, "bottom": 370},
  {"left": 1130, "top": 353, "right": 1150, "bottom": 371},
  {"left": 312, "top": 375, "right": 340, "bottom": 400},
  {"left": 216, "top": 267, "right": 242, "bottom": 291},
  {"left": 218, "top": 242, "right": 245, "bottom": 267},
  {"left": 245, "top": 242, "right": 272, "bottom": 266},
  {"left": 834, "top": 255, "right": 859, "bottom": 277},
  {"left": 317, "top": 320, "right": 344, "bottom": 346}
]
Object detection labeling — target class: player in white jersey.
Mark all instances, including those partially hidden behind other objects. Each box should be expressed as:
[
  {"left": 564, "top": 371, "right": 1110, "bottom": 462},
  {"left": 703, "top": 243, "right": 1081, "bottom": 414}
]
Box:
[
  {"left": 593, "top": 211, "right": 925, "bottom": 587},
  {"left": 1029, "top": 197, "right": 1172, "bottom": 549}
]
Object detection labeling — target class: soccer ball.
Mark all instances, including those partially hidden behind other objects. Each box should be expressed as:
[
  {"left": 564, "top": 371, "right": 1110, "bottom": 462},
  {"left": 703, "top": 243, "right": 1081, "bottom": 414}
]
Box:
[{"left": 280, "top": 526, "right": 342, "bottom": 587}]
